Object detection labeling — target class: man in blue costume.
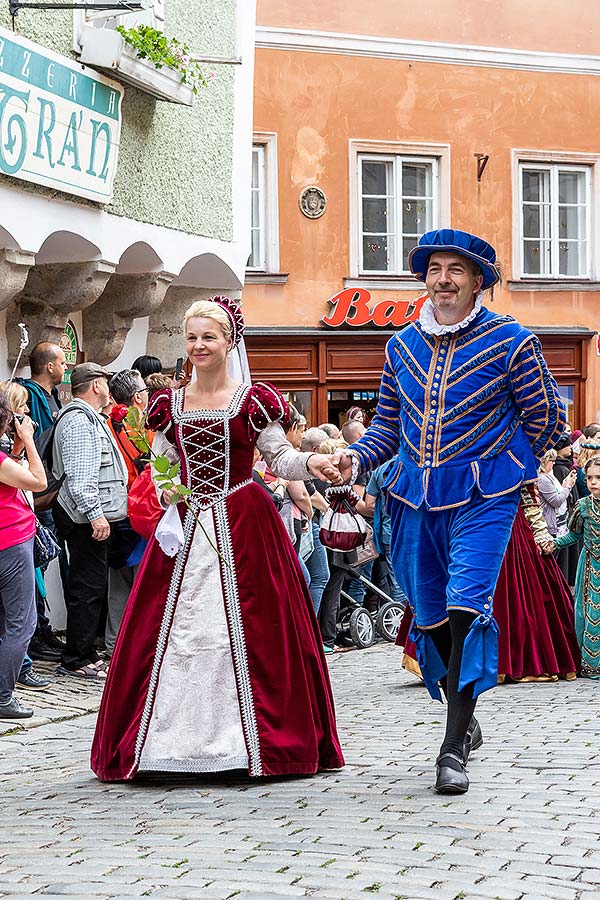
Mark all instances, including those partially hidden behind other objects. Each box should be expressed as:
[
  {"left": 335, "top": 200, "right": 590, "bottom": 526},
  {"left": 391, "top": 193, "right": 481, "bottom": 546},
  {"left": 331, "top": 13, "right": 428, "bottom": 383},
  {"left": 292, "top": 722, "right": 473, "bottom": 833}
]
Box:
[{"left": 337, "top": 229, "right": 565, "bottom": 793}]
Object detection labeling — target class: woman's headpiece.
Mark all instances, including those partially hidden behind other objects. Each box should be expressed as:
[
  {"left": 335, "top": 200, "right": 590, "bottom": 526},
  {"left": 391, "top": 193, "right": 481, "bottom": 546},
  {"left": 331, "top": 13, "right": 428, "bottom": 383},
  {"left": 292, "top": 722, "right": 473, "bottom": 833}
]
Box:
[{"left": 208, "top": 295, "right": 244, "bottom": 347}]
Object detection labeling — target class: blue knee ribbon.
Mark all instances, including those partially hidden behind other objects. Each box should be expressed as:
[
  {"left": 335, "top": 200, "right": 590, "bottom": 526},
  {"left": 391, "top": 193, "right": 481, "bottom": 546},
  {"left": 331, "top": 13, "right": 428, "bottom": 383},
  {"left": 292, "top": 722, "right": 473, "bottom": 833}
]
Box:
[
  {"left": 458, "top": 614, "right": 500, "bottom": 698},
  {"left": 409, "top": 620, "right": 447, "bottom": 702}
]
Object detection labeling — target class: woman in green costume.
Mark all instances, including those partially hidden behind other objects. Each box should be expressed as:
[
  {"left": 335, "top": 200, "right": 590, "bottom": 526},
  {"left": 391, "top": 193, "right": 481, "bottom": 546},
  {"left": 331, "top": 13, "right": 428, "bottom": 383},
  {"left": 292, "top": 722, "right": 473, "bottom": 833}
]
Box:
[{"left": 554, "top": 455, "right": 600, "bottom": 679}]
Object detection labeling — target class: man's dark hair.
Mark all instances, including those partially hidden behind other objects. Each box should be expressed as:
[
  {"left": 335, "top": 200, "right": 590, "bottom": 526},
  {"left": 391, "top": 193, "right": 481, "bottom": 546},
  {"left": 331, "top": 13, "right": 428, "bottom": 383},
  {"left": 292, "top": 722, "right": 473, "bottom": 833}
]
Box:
[
  {"left": 582, "top": 423, "right": 600, "bottom": 438},
  {"left": 29, "top": 342, "right": 60, "bottom": 376},
  {"left": 110, "top": 370, "right": 145, "bottom": 406},
  {"left": 0, "top": 391, "right": 13, "bottom": 437},
  {"left": 131, "top": 355, "right": 162, "bottom": 380}
]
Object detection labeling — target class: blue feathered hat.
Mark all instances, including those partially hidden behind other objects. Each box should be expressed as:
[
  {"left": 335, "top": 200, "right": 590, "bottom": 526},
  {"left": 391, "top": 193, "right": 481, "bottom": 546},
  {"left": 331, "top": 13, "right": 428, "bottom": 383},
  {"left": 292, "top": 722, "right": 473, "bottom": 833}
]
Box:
[{"left": 408, "top": 228, "right": 500, "bottom": 290}]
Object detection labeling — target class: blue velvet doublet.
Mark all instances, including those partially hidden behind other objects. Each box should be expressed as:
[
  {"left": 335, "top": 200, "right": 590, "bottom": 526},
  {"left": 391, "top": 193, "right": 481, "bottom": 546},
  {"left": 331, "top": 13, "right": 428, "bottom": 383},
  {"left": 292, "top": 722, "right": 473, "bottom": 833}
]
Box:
[
  {"left": 350, "top": 306, "right": 565, "bottom": 510},
  {"left": 350, "top": 306, "right": 566, "bottom": 698}
]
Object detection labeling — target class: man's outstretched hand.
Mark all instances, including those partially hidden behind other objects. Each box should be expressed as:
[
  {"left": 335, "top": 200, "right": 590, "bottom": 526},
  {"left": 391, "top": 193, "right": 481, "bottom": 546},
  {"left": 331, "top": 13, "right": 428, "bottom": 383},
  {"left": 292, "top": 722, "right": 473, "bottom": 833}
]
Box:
[
  {"left": 307, "top": 453, "right": 344, "bottom": 485},
  {"left": 331, "top": 452, "right": 354, "bottom": 484}
]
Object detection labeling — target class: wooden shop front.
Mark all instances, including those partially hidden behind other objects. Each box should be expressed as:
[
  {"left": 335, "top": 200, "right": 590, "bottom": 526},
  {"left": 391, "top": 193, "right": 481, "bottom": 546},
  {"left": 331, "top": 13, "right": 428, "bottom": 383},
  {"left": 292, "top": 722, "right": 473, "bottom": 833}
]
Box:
[{"left": 245, "top": 326, "right": 594, "bottom": 430}]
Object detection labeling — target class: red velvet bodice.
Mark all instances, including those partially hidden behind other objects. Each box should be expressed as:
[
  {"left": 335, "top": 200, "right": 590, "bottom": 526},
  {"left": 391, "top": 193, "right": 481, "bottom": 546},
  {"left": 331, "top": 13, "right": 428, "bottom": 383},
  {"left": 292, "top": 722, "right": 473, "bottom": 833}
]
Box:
[{"left": 147, "top": 383, "right": 288, "bottom": 510}]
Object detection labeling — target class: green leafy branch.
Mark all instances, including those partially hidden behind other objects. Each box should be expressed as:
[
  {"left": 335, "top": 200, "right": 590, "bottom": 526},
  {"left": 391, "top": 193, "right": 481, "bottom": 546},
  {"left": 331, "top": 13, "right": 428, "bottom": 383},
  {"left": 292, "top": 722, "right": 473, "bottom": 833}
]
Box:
[
  {"left": 125, "top": 406, "right": 228, "bottom": 566},
  {"left": 115, "top": 25, "right": 210, "bottom": 95}
]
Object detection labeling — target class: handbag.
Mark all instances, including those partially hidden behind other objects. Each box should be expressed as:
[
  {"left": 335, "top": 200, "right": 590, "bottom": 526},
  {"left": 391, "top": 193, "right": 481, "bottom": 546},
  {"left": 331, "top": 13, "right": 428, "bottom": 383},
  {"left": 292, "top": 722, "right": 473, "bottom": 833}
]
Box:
[
  {"left": 354, "top": 534, "right": 380, "bottom": 566},
  {"left": 32, "top": 518, "right": 61, "bottom": 568},
  {"left": 128, "top": 465, "right": 163, "bottom": 540},
  {"left": 319, "top": 485, "right": 372, "bottom": 552},
  {"left": 21, "top": 490, "right": 61, "bottom": 568}
]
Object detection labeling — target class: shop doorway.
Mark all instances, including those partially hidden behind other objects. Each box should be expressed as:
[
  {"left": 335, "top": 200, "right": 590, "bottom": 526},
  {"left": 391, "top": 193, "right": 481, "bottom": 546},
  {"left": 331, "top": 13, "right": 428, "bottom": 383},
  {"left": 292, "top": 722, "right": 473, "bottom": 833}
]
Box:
[{"left": 327, "top": 389, "right": 379, "bottom": 429}]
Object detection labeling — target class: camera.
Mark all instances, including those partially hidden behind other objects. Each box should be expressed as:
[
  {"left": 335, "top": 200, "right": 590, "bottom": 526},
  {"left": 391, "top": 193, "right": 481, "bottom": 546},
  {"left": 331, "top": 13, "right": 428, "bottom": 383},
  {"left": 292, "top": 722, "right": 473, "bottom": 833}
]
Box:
[{"left": 12, "top": 414, "right": 38, "bottom": 433}]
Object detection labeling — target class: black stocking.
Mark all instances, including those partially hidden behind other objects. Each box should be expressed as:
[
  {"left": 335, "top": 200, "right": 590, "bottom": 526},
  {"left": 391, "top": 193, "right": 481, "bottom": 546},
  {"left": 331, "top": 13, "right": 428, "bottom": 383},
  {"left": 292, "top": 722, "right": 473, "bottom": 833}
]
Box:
[{"left": 427, "top": 610, "right": 477, "bottom": 759}]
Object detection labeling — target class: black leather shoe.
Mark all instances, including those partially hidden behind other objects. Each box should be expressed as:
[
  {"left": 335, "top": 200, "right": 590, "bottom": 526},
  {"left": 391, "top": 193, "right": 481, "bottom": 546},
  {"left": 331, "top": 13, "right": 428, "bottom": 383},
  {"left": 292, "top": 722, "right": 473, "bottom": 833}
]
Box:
[
  {"left": 0, "top": 697, "right": 34, "bottom": 719},
  {"left": 435, "top": 752, "right": 469, "bottom": 794},
  {"left": 463, "top": 717, "right": 483, "bottom": 760},
  {"left": 43, "top": 631, "right": 66, "bottom": 652},
  {"left": 28, "top": 640, "right": 61, "bottom": 662}
]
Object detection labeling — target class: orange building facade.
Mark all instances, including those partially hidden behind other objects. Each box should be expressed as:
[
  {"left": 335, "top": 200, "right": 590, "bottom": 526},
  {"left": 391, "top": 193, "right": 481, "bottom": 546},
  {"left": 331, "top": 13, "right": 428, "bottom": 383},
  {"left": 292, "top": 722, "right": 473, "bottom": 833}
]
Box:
[{"left": 244, "top": 0, "right": 600, "bottom": 429}]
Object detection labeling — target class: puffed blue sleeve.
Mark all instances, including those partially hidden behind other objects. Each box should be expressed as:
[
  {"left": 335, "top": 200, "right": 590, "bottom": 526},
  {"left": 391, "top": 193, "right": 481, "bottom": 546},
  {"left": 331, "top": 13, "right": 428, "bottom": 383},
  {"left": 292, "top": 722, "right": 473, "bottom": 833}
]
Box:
[{"left": 507, "top": 333, "right": 566, "bottom": 460}]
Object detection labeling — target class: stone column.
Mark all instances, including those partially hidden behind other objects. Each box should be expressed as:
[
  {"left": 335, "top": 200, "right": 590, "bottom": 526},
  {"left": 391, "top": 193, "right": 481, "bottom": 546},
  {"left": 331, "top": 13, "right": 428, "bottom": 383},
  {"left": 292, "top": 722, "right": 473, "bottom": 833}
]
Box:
[
  {"left": 0, "top": 249, "right": 36, "bottom": 312},
  {"left": 7, "top": 260, "right": 116, "bottom": 362},
  {"left": 83, "top": 271, "right": 174, "bottom": 365}
]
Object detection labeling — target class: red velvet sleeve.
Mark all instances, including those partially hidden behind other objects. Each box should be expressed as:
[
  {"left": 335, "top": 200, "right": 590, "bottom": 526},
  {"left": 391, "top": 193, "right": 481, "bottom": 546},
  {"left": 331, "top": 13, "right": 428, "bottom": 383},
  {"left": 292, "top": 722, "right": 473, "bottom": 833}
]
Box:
[
  {"left": 146, "top": 389, "right": 174, "bottom": 439},
  {"left": 246, "top": 382, "right": 289, "bottom": 438}
]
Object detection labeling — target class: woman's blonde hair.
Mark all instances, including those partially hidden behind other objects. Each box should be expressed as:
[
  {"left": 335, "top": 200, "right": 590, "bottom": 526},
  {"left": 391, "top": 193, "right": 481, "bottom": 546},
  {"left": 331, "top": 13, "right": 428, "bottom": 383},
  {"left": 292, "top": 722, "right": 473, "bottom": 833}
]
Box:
[
  {"left": 182, "top": 300, "right": 233, "bottom": 343},
  {"left": 319, "top": 438, "right": 348, "bottom": 455},
  {"left": 0, "top": 380, "right": 28, "bottom": 413},
  {"left": 538, "top": 448, "right": 557, "bottom": 473}
]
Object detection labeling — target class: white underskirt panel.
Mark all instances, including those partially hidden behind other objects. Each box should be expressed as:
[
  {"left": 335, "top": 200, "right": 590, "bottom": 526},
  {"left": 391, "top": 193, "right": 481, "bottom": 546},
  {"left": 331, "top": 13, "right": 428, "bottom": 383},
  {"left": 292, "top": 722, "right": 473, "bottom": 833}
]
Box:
[{"left": 139, "top": 508, "right": 248, "bottom": 773}]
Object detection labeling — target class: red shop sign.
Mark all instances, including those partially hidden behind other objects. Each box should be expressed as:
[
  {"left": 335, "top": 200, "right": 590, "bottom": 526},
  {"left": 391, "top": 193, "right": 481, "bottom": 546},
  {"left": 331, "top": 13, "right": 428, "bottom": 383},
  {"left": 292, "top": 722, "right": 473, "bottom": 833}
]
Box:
[{"left": 321, "top": 288, "right": 428, "bottom": 328}]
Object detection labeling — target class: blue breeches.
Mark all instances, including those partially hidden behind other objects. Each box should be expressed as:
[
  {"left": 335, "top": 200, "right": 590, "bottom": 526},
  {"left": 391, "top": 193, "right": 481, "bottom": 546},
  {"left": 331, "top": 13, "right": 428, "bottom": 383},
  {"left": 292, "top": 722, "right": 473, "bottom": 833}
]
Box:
[{"left": 389, "top": 488, "right": 520, "bottom": 698}]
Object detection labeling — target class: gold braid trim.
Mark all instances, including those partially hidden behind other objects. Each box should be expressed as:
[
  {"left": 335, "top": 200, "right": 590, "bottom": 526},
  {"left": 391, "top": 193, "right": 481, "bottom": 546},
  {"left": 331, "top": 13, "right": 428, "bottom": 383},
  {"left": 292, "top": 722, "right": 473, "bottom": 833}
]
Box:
[{"left": 520, "top": 483, "right": 552, "bottom": 546}]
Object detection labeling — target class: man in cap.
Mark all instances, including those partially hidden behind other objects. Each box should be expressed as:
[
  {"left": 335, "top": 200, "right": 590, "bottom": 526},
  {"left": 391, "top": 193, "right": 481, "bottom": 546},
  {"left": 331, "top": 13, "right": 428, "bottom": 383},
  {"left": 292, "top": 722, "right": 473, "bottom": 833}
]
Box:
[
  {"left": 52, "top": 363, "right": 128, "bottom": 679},
  {"left": 337, "top": 229, "right": 565, "bottom": 793}
]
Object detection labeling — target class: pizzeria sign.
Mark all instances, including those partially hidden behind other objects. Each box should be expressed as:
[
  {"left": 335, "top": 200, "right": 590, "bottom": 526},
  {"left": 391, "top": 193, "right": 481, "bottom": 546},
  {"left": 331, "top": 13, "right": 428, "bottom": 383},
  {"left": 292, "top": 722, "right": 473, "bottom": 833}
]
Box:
[{"left": 0, "top": 26, "right": 123, "bottom": 202}]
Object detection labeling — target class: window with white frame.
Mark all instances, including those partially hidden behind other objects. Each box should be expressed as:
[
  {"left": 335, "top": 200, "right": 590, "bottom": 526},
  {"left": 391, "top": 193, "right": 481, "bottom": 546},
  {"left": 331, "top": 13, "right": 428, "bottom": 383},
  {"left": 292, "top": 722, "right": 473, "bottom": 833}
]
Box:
[
  {"left": 248, "top": 136, "right": 279, "bottom": 273},
  {"left": 519, "top": 163, "right": 591, "bottom": 278},
  {"left": 248, "top": 144, "right": 267, "bottom": 270},
  {"left": 358, "top": 154, "right": 438, "bottom": 274}
]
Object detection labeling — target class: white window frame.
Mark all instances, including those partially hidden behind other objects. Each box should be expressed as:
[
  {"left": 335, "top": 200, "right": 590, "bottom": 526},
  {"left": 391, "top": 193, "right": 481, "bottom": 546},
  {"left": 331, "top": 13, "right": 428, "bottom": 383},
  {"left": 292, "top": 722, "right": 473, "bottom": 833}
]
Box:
[
  {"left": 247, "top": 133, "right": 279, "bottom": 273},
  {"left": 512, "top": 149, "right": 600, "bottom": 282},
  {"left": 349, "top": 140, "right": 450, "bottom": 283}
]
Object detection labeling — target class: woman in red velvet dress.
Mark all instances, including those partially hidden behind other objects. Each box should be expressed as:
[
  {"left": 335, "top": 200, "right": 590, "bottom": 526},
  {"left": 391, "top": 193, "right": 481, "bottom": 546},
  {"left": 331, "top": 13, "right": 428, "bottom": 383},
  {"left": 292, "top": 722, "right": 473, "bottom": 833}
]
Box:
[
  {"left": 91, "top": 297, "right": 344, "bottom": 781},
  {"left": 397, "top": 484, "right": 580, "bottom": 683}
]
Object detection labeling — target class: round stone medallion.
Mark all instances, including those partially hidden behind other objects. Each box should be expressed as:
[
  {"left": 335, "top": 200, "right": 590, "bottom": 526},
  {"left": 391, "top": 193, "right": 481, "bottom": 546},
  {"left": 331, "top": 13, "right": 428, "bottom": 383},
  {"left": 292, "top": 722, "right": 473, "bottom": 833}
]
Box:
[{"left": 299, "top": 185, "right": 327, "bottom": 219}]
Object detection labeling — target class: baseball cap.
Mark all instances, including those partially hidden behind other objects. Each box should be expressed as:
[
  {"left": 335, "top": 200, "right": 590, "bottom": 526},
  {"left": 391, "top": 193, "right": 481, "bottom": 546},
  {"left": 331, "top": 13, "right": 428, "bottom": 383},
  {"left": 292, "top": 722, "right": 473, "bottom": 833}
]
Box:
[{"left": 70, "top": 363, "right": 113, "bottom": 390}]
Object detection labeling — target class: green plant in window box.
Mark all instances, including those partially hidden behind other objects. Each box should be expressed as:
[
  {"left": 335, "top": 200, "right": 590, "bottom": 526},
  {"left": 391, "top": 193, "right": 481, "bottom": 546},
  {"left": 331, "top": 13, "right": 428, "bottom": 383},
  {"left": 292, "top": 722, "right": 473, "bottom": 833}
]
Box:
[{"left": 115, "top": 25, "right": 209, "bottom": 94}]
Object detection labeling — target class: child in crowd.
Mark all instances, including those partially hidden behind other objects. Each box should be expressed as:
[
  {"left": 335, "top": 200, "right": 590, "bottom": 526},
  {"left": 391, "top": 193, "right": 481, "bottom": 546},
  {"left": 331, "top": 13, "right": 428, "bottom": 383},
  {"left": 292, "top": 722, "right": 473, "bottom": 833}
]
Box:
[{"left": 554, "top": 455, "right": 600, "bottom": 679}]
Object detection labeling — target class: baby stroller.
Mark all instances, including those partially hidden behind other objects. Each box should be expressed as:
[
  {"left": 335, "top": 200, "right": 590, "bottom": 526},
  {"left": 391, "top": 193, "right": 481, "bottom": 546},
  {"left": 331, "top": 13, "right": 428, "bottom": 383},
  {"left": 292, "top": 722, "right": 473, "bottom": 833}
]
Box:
[{"left": 335, "top": 557, "right": 406, "bottom": 649}]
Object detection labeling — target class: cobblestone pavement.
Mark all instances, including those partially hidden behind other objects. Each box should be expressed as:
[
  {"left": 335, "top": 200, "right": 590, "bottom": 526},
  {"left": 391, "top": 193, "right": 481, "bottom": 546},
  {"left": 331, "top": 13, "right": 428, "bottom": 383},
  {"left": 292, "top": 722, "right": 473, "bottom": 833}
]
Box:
[
  {"left": 0, "top": 662, "right": 102, "bottom": 738},
  {"left": 2, "top": 644, "right": 600, "bottom": 900}
]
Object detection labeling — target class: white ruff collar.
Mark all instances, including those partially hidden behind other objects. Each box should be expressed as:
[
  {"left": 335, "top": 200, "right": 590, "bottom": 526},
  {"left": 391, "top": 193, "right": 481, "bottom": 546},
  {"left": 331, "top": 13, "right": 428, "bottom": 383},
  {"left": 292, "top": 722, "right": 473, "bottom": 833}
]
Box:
[{"left": 419, "top": 291, "right": 484, "bottom": 336}]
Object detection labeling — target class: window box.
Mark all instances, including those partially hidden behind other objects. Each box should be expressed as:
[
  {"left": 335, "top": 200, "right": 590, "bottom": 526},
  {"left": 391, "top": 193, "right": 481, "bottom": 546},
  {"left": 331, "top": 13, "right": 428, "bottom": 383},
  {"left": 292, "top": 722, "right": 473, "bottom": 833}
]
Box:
[{"left": 78, "top": 25, "right": 194, "bottom": 106}]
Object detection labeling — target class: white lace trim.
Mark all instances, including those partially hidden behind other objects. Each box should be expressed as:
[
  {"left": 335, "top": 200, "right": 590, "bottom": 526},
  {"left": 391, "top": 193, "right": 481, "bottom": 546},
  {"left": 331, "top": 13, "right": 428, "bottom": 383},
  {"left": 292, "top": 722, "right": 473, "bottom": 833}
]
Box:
[
  {"left": 418, "top": 291, "right": 484, "bottom": 336},
  {"left": 131, "top": 497, "right": 262, "bottom": 778},
  {"left": 138, "top": 509, "right": 248, "bottom": 773},
  {"left": 130, "top": 506, "right": 196, "bottom": 777},
  {"left": 173, "top": 382, "right": 250, "bottom": 421},
  {"left": 139, "top": 756, "right": 249, "bottom": 773},
  {"left": 214, "top": 500, "right": 262, "bottom": 776}
]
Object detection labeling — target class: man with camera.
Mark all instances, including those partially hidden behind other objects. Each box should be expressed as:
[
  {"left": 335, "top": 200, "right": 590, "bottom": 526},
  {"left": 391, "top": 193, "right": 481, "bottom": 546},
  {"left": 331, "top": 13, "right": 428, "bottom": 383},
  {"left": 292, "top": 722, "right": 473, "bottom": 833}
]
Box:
[{"left": 52, "top": 364, "right": 128, "bottom": 680}]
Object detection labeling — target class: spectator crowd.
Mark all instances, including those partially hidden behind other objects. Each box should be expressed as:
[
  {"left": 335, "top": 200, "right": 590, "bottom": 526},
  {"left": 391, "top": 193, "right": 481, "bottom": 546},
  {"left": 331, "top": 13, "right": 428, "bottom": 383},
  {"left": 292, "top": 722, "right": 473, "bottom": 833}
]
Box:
[{"left": 1, "top": 340, "right": 600, "bottom": 719}]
